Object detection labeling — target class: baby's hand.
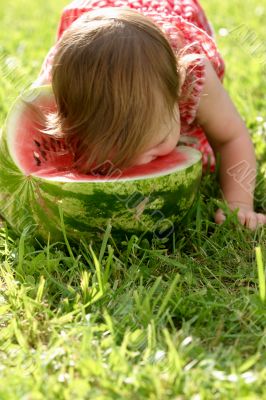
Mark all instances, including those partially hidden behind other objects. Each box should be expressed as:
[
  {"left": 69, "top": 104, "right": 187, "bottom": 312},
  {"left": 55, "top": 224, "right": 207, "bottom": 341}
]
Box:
[{"left": 215, "top": 202, "right": 266, "bottom": 230}]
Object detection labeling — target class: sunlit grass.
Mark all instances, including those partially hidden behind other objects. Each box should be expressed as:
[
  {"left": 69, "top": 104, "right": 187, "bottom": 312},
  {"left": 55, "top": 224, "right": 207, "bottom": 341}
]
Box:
[{"left": 0, "top": 1, "right": 265, "bottom": 399}]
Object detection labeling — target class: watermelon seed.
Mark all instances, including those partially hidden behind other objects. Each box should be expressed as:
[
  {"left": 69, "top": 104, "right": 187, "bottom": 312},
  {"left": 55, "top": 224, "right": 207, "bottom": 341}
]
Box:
[
  {"left": 49, "top": 141, "right": 56, "bottom": 152},
  {"left": 40, "top": 150, "right": 47, "bottom": 161},
  {"left": 33, "top": 151, "right": 41, "bottom": 166},
  {"left": 42, "top": 140, "right": 50, "bottom": 151},
  {"left": 34, "top": 140, "right": 41, "bottom": 147}
]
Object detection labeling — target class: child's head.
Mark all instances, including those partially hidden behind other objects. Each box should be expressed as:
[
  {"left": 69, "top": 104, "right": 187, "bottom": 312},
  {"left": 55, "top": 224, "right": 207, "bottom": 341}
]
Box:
[{"left": 47, "top": 7, "right": 183, "bottom": 172}]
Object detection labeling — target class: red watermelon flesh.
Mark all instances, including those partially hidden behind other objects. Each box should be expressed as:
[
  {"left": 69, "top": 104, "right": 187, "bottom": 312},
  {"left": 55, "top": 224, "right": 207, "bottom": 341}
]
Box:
[
  {"left": 11, "top": 88, "right": 188, "bottom": 181},
  {"left": 1, "top": 86, "right": 202, "bottom": 243}
]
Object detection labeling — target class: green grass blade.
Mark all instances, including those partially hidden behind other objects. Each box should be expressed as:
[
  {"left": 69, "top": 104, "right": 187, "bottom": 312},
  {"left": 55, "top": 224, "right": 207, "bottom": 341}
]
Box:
[
  {"left": 99, "top": 220, "right": 112, "bottom": 264},
  {"left": 59, "top": 205, "right": 74, "bottom": 261},
  {"left": 35, "top": 275, "right": 45, "bottom": 303},
  {"left": 157, "top": 273, "right": 180, "bottom": 318},
  {"left": 255, "top": 246, "right": 265, "bottom": 303},
  {"left": 89, "top": 245, "right": 104, "bottom": 294}
]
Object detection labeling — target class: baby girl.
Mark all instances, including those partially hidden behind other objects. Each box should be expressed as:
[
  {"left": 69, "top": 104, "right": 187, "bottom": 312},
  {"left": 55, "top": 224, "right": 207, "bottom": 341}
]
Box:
[{"left": 32, "top": 0, "right": 266, "bottom": 229}]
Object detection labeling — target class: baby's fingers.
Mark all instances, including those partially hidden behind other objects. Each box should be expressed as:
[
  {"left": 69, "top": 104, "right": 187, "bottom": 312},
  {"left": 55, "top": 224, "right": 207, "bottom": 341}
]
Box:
[
  {"left": 245, "top": 211, "right": 259, "bottom": 230},
  {"left": 214, "top": 208, "right": 226, "bottom": 225},
  {"left": 256, "top": 213, "right": 266, "bottom": 227},
  {"left": 235, "top": 210, "right": 246, "bottom": 226},
  {"left": 215, "top": 208, "right": 266, "bottom": 229},
  {"left": 215, "top": 208, "right": 246, "bottom": 225},
  {"left": 243, "top": 211, "right": 266, "bottom": 230}
]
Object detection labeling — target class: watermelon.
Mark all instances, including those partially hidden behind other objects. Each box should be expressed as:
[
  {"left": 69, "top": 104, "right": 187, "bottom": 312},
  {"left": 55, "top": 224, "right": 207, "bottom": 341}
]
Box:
[{"left": 0, "top": 86, "right": 202, "bottom": 244}]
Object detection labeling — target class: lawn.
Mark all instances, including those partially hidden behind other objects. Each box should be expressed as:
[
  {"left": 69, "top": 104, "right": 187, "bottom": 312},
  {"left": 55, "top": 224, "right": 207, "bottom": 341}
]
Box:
[{"left": 0, "top": 1, "right": 266, "bottom": 399}]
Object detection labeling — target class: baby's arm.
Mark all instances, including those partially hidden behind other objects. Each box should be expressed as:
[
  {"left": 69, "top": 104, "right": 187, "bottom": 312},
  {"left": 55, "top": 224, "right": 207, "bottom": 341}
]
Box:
[{"left": 196, "top": 59, "right": 266, "bottom": 229}]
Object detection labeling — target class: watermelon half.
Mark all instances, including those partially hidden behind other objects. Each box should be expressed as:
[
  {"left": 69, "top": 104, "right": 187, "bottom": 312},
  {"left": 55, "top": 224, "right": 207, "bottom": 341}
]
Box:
[{"left": 0, "top": 86, "right": 202, "bottom": 244}]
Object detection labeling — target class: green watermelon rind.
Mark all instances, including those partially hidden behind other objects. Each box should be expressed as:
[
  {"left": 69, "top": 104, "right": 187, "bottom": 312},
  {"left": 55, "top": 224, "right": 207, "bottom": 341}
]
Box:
[{"left": 0, "top": 86, "right": 203, "bottom": 244}]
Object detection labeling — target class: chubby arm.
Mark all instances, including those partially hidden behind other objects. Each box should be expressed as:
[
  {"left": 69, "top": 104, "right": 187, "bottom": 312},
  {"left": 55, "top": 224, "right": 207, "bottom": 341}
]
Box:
[{"left": 196, "top": 59, "right": 266, "bottom": 229}]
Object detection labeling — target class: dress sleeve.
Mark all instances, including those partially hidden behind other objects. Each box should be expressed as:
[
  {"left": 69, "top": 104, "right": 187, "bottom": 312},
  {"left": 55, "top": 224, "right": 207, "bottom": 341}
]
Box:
[
  {"left": 56, "top": 1, "right": 95, "bottom": 41},
  {"left": 178, "top": 56, "right": 206, "bottom": 126},
  {"left": 36, "top": 1, "right": 97, "bottom": 83},
  {"left": 142, "top": 11, "right": 225, "bottom": 126},
  {"left": 167, "top": 15, "right": 225, "bottom": 126}
]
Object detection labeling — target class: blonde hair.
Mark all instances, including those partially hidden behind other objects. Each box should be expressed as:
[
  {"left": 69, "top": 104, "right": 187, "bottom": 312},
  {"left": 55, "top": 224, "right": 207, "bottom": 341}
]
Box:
[{"left": 31, "top": 7, "right": 187, "bottom": 173}]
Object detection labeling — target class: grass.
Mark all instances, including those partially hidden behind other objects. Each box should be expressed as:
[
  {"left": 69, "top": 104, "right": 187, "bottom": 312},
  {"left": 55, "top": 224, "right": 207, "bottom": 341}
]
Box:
[{"left": 0, "top": 0, "right": 266, "bottom": 399}]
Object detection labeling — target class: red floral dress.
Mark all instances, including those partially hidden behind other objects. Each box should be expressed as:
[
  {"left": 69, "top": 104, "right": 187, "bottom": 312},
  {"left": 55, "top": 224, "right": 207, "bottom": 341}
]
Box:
[{"left": 36, "top": 0, "right": 225, "bottom": 170}]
